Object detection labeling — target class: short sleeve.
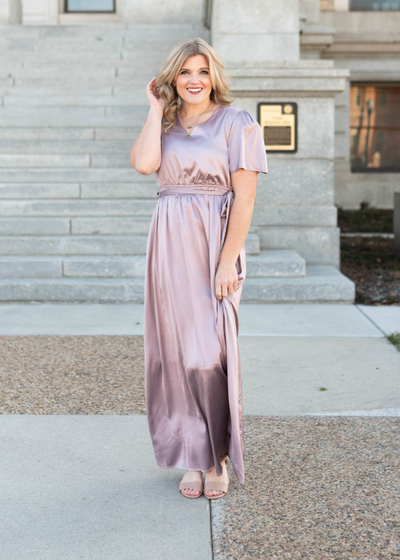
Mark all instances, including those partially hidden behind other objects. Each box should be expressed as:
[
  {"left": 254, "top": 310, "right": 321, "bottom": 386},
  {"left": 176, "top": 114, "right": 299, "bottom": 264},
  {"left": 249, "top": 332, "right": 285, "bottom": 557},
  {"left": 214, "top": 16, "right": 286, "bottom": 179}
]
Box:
[{"left": 228, "top": 110, "right": 268, "bottom": 174}]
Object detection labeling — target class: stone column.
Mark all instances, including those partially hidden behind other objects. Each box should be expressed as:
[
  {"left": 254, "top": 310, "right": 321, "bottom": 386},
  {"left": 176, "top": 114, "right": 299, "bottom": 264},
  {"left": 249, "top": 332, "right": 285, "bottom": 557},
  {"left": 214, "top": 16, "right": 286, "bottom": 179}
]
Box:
[
  {"left": 0, "top": 0, "right": 22, "bottom": 23},
  {"left": 211, "top": 0, "right": 300, "bottom": 64},
  {"left": 211, "top": 0, "right": 349, "bottom": 268},
  {"left": 21, "top": 0, "right": 58, "bottom": 25}
]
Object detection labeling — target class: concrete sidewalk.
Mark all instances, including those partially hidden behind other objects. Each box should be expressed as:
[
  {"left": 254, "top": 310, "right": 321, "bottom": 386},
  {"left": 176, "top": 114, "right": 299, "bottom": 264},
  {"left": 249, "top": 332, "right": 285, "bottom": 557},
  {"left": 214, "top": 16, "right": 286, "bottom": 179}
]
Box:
[
  {"left": 1, "top": 303, "right": 399, "bottom": 559},
  {"left": 0, "top": 302, "right": 399, "bottom": 336}
]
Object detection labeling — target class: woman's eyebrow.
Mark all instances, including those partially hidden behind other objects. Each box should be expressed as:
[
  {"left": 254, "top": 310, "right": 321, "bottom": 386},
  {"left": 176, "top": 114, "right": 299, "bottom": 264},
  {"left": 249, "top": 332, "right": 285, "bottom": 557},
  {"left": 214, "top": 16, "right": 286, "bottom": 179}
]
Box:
[{"left": 180, "top": 67, "right": 209, "bottom": 71}]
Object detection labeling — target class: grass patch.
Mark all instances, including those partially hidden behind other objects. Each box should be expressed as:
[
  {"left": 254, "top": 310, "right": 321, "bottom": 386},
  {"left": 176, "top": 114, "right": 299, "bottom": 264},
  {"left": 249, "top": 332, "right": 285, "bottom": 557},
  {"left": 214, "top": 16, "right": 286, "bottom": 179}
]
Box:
[{"left": 387, "top": 332, "right": 400, "bottom": 352}]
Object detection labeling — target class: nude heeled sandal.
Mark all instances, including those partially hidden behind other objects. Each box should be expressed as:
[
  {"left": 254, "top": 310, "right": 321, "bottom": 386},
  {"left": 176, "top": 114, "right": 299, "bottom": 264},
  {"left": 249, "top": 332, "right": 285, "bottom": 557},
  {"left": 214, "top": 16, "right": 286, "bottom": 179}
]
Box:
[
  {"left": 179, "top": 478, "right": 203, "bottom": 499},
  {"left": 204, "top": 457, "right": 229, "bottom": 500}
]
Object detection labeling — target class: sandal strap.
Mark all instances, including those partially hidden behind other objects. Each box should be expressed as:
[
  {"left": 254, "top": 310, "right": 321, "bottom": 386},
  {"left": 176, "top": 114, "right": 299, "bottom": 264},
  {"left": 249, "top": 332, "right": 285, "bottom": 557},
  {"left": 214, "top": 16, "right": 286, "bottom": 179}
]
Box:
[
  {"left": 204, "top": 480, "right": 228, "bottom": 493},
  {"left": 179, "top": 480, "right": 203, "bottom": 492}
]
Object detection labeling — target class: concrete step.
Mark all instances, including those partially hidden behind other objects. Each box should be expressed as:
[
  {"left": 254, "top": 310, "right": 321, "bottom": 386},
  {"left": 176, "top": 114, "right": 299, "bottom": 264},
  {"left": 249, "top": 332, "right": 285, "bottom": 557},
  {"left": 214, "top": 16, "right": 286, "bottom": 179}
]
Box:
[
  {"left": 0, "top": 138, "right": 139, "bottom": 154},
  {"left": 242, "top": 266, "right": 355, "bottom": 303},
  {"left": 0, "top": 198, "right": 335, "bottom": 228},
  {"left": 0, "top": 266, "right": 355, "bottom": 303},
  {"left": 0, "top": 236, "right": 149, "bottom": 255},
  {"left": 0, "top": 216, "right": 151, "bottom": 235},
  {"left": 11, "top": 76, "right": 154, "bottom": 87},
  {"left": 0, "top": 85, "right": 157, "bottom": 97},
  {"left": 2, "top": 94, "right": 148, "bottom": 107},
  {"left": 0, "top": 277, "right": 145, "bottom": 302},
  {"left": 0, "top": 168, "right": 145, "bottom": 183},
  {"left": 0, "top": 106, "right": 149, "bottom": 127},
  {"left": 0, "top": 87, "right": 115, "bottom": 96},
  {"left": 0, "top": 22, "right": 207, "bottom": 39},
  {"left": 1, "top": 53, "right": 165, "bottom": 66},
  {"left": 0, "top": 128, "right": 141, "bottom": 140},
  {"left": 0, "top": 249, "right": 301, "bottom": 279},
  {"left": 246, "top": 250, "right": 305, "bottom": 277},
  {"left": 0, "top": 183, "right": 154, "bottom": 199},
  {"left": 0, "top": 199, "right": 157, "bottom": 216},
  {"left": 0, "top": 231, "right": 260, "bottom": 256}
]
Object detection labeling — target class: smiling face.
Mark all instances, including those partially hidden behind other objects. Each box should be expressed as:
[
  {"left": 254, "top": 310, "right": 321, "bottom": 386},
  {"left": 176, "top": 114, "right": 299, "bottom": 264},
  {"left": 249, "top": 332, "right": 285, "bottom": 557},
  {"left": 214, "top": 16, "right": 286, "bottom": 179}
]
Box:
[{"left": 172, "top": 54, "right": 213, "bottom": 109}]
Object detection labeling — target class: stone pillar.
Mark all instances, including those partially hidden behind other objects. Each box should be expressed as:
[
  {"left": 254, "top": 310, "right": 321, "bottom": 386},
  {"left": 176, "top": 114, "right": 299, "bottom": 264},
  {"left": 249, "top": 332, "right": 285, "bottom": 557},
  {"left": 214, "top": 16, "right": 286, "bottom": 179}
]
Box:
[
  {"left": 211, "top": 0, "right": 349, "bottom": 268},
  {"left": 211, "top": 0, "right": 300, "bottom": 64},
  {"left": 21, "top": 0, "right": 58, "bottom": 25},
  {"left": 0, "top": 0, "right": 22, "bottom": 23}
]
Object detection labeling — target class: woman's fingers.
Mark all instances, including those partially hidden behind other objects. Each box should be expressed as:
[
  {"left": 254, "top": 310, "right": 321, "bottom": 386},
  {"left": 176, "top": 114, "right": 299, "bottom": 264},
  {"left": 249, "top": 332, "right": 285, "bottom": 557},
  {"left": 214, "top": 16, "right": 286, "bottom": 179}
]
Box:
[{"left": 215, "top": 280, "right": 236, "bottom": 299}]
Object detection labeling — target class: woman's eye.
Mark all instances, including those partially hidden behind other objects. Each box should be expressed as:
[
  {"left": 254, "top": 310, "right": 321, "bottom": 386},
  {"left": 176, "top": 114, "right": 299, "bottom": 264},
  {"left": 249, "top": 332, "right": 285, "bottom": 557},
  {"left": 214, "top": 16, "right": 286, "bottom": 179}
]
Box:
[{"left": 180, "top": 70, "right": 209, "bottom": 74}]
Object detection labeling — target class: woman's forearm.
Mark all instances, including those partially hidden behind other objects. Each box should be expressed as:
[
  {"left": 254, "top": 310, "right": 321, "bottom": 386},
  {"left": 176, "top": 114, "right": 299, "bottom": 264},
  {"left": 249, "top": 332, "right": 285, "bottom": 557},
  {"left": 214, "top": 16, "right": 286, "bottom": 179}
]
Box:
[
  {"left": 130, "top": 106, "right": 163, "bottom": 174},
  {"left": 219, "top": 195, "right": 255, "bottom": 265}
]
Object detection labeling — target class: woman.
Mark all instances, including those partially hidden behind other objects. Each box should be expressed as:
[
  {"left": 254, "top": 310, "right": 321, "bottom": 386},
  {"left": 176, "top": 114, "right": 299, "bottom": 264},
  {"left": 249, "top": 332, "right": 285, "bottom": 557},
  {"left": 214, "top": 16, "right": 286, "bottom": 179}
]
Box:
[{"left": 130, "top": 38, "right": 268, "bottom": 499}]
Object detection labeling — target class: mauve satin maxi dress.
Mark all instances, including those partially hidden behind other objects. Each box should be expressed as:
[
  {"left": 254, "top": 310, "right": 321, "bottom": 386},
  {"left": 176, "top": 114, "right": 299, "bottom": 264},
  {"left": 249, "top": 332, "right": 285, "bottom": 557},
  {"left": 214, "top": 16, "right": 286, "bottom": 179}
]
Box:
[{"left": 143, "top": 104, "right": 268, "bottom": 484}]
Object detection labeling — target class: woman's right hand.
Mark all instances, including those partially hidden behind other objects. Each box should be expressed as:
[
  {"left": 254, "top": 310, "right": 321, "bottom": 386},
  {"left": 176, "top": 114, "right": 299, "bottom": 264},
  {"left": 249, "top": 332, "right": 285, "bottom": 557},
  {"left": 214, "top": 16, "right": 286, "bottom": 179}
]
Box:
[{"left": 146, "top": 78, "right": 165, "bottom": 113}]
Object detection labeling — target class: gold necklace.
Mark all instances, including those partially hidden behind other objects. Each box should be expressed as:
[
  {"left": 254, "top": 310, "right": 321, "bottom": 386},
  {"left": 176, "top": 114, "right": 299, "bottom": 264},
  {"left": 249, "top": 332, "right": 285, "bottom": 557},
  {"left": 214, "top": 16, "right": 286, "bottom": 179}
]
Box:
[{"left": 178, "top": 101, "right": 213, "bottom": 138}]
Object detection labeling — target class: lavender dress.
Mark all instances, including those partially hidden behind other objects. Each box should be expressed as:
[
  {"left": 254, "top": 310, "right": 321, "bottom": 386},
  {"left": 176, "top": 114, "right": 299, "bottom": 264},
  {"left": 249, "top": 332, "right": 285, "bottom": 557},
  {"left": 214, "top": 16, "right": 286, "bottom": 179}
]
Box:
[{"left": 144, "top": 104, "right": 268, "bottom": 484}]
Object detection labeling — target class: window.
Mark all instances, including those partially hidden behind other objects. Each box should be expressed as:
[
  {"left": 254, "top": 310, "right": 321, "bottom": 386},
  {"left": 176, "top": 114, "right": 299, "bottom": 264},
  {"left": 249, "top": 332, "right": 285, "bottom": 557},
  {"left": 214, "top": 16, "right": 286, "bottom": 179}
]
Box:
[
  {"left": 65, "top": 0, "right": 115, "bottom": 12},
  {"left": 350, "top": 84, "right": 400, "bottom": 172},
  {"left": 350, "top": 0, "right": 400, "bottom": 10}
]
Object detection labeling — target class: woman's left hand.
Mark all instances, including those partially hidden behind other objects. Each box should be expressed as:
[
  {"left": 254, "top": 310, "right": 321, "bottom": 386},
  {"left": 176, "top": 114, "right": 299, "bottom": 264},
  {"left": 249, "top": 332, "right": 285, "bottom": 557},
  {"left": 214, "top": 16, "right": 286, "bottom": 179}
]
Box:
[{"left": 215, "top": 261, "right": 238, "bottom": 300}]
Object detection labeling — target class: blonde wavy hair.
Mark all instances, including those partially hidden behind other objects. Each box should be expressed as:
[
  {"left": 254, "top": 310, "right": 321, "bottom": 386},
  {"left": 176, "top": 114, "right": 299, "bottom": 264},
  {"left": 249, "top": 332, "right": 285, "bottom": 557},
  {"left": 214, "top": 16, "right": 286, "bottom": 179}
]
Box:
[{"left": 155, "top": 37, "right": 234, "bottom": 134}]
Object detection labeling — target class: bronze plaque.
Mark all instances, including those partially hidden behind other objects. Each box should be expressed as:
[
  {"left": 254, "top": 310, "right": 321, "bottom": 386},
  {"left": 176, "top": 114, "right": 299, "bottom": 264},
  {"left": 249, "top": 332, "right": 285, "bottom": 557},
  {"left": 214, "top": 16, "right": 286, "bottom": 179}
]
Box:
[{"left": 257, "top": 102, "right": 298, "bottom": 153}]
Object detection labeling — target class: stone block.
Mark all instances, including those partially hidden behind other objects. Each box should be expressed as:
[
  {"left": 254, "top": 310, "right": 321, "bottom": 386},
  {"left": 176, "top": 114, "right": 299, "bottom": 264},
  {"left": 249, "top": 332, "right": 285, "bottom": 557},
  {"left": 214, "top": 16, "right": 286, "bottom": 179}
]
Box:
[
  {"left": 242, "top": 266, "right": 355, "bottom": 303},
  {"left": 258, "top": 226, "right": 340, "bottom": 267},
  {"left": 0, "top": 278, "right": 145, "bottom": 302},
  {"left": 71, "top": 217, "right": 151, "bottom": 235},
  {"left": 0, "top": 199, "right": 156, "bottom": 217},
  {"left": 0, "top": 183, "right": 79, "bottom": 198},
  {"left": 0, "top": 236, "right": 148, "bottom": 255},
  {"left": 246, "top": 250, "right": 306, "bottom": 278},
  {"left": 63, "top": 256, "right": 146, "bottom": 277},
  {"left": 252, "top": 205, "right": 337, "bottom": 227},
  {"left": 0, "top": 218, "right": 70, "bottom": 235},
  {"left": 255, "top": 160, "right": 334, "bottom": 205}
]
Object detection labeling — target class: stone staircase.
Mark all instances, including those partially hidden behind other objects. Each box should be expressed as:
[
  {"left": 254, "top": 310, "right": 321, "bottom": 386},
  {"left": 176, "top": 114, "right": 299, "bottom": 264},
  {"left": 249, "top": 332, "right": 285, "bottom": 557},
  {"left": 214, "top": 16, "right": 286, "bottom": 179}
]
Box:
[{"left": 0, "top": 23, "right": 355, "bottom": 303}]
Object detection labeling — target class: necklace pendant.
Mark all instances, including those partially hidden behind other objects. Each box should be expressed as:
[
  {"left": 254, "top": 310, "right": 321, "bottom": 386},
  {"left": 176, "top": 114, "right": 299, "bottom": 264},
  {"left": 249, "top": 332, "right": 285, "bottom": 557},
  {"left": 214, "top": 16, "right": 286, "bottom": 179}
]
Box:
[{"left": 185, "top": 133, "right": 191, "bottom": 138}]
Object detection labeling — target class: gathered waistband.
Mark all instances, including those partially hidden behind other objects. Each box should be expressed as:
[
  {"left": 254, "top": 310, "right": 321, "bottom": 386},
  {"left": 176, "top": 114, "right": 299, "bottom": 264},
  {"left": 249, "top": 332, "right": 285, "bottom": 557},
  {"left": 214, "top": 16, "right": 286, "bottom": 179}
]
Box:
[{"left": 157, "top": 185, "right": 232, "bottom": 197}]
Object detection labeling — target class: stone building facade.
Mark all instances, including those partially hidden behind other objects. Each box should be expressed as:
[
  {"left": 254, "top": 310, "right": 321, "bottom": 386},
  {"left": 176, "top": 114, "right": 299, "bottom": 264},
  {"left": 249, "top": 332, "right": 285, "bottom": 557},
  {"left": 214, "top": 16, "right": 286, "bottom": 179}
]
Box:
[{"left": 0, "top": 0, "right": 397, "bottom": 302}]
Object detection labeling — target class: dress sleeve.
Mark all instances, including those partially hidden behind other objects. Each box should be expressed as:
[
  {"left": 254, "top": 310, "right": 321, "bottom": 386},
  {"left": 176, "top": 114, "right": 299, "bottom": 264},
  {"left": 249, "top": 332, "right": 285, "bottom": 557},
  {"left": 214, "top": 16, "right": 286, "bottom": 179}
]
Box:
[{"left": 228, "top": 109, "right": 268, "bottom": 174}]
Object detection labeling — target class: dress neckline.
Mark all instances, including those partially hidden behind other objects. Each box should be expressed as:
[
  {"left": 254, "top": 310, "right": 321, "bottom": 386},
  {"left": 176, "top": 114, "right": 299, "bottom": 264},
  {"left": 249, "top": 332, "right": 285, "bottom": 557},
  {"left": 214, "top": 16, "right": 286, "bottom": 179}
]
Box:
[{"left": 175, "top": 105, "right": 224, "bottom": 131}]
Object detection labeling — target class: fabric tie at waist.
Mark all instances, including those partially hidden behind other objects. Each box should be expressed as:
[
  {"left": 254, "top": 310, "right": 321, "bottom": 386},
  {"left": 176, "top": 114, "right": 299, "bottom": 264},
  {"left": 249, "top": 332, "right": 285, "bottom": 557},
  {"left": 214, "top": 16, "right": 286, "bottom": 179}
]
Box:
[
  {"left": 157, "top": 185, "right": 231, "bottom": 197},
  {"left": 157, "top": 185, "right": 235, "bottom": 229}
]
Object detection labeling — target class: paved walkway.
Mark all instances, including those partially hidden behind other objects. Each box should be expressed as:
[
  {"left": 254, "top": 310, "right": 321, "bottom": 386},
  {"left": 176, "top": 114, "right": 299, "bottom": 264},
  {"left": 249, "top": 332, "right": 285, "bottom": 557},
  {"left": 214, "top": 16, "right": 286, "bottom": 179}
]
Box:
[{"left": 1, "top": 303, "right": 399, "bottom": 559}]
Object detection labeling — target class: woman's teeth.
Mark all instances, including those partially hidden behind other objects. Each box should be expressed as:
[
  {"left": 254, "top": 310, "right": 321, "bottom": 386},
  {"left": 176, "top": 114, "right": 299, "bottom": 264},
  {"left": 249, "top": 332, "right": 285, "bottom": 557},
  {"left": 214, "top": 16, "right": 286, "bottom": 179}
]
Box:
[{"left": 187, "top": 88, "right": 203, "bottom": 94}]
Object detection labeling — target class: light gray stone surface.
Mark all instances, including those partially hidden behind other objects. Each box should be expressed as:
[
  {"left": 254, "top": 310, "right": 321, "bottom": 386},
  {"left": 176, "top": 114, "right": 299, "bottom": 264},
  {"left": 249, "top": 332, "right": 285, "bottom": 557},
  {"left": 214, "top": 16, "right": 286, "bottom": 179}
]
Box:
[
  {"left": 358, "top": 304, "right": 400, "bottom": 336},
  {"left": 0, "top": 266, "right": 354, "bottom": 302},
  {"left": 255, "top": 160, "right": 334, "bottom": 205},
  {"left": 242, "top": 266, "right": 355, "bottom": 302},
  {"left": 252, "top": 205, "right": 337, "bottom": 227},
  {"left": 0, "top": 415, "right": 212, "bottom": 560},
  {"left": 212, "top": 0, "right": 300, "bottom": 62},
  {"left": 238, "top": 302, "right": 383, "bottom": 337},
  {"left": 0, "top": 200, "right": 156, "bottom": 216},
  {"left": 258, "top": 227, "right": 340, "bottom": 267},
  {"left": 0, "top": 218, "right": 70, "bottom": 235},
  {"left": 240, "top": 336, "right": 400, "bottom": 416},
  {"left": 0, "top": 303, "right": 388, "bottom": 337},
  {"left": 303, "top": 408, "right": 400, "bottom": 417},
  {"left": 0, "top": 236, "right": 148, "bottom": 255}
]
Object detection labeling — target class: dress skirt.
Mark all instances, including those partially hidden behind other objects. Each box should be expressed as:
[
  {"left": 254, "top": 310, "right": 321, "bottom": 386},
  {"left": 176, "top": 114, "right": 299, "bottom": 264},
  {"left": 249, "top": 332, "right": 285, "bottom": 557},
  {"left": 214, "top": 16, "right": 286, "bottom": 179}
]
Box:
[{"left": 144, "top": 184, "right": 246, "bottom": 484}]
